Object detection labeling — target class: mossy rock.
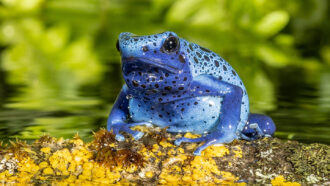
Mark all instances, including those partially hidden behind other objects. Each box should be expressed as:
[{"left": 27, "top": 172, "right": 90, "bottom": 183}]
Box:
[{"left": 0, "top": 126, "right": 328, "bottom": 185}]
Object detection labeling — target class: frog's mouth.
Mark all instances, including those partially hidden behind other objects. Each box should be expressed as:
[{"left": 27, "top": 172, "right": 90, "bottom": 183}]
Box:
[{"left": 122, "top": 57, "right": 179, "bottom": 75}]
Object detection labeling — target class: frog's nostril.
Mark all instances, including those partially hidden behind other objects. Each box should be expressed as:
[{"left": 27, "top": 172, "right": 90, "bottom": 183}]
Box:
[{"left": 116, "top": 40, "right": 120, "bottom": 52}]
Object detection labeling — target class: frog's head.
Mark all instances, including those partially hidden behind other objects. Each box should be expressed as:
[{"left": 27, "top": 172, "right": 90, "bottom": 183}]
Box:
[{"left": 117, "top": 31, "right": 192, "bottom": 94}]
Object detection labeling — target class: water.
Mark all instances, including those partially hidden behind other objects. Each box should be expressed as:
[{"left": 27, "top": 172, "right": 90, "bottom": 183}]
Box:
[
  {"left": 0, "top": 62, "right": 329, "bottom": 144},
  {"left": 269, "top": 68, "right": 330, "bottom": 144}
]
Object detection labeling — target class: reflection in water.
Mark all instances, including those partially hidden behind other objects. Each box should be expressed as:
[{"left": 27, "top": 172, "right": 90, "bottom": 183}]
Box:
[
  {"left": 0, "top": 0, "right": 329, "bottom": 144},
  {"left": 0, "top": 63, "right": 329, "bottom": 144},
  {"left": 0, "top": 63, "right": 122, "bottom": 142},
  {"left": 270, "top": 69, "right": 330, "bottom": 144}
]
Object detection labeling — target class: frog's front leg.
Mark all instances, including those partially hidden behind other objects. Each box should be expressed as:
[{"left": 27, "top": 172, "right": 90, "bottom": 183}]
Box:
[
  {"left": 107, "top": 85, "right": 151, "bottom": 141},
  {"left": 174, "top": 75, "right": 243, "bottom": 155}
]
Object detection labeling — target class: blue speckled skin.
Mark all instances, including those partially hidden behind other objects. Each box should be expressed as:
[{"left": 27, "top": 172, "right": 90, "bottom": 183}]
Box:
[{"left": 107, "top": 31, "right": 276, "bottom": 155}]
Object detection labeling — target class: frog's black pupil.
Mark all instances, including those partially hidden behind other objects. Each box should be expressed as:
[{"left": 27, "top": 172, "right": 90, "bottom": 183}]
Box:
[
  {"left": 163, "top": 36, "right": 179, "bottom": 53},
  {"left": 116, "top": 40, "right": 120, "bottom": 52}
]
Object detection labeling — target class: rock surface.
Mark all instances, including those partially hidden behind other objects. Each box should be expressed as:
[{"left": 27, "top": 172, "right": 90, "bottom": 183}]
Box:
[{"left": 0, "top": 126, "right": 328, "bottom": 185}]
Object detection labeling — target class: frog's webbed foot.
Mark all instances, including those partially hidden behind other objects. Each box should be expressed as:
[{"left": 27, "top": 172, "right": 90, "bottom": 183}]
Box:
[
  {"left": 111, "top": 122, "right": 151, "bottom": 141},
  {"left": 175, "top": 132, "right": 235, "bottom": 155},
  {"left": 239, "top": 123, "right": 265, "bottom": 141},
  {"left": 240, "top": 114, "right": 276, "bottom": 140}
]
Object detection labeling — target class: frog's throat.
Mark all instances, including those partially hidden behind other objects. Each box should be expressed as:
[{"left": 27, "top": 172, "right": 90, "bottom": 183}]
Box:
[{"left": 122, "top": 57, "right": 180, "bottom": 74}]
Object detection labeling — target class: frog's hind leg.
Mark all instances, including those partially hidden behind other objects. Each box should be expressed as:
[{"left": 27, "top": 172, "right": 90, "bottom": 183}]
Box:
[
  {"left": 174, "top": 75, "right": 243, "bottom": 155},
  {"left": 241, "top": 114, "right": 276, "bottom": 140}
]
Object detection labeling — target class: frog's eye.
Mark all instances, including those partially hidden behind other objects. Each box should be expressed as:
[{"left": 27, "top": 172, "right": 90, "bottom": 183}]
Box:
[
  {"left": 162, "top": 36, "right": 179, "bottom": 53},
  {"left": 116, "top": 40, "right": 120, "bottom": 52}
]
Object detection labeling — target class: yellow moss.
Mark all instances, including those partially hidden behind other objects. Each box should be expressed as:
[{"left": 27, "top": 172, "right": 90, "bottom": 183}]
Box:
[
  {"left": 15, "top": 172, "right": 34, "bottom": 184},
  {"left": 182, "top": 175, "right": 192, "bottom": 182},
  {"left": 38, "top": 176, "right": 47, "bottom": 181},
  {"left": 23, "top": 147, "right": 36, "bottom": 155},
  {"left": 17, "top": 157, "right": 39, "bottom": 174},
  {"left": 158, "top": 149, "right": 242, "bottom": 185},
  {"left": 190, "top": 156, "right": 220, "bottom": 178},
  {"left": 67, "top": 161, "right": 77, "bottom": 173},
  {"left": 125, "top": 164, "right": 138, "bottom": 173},
  {"left": 72, "top": 138, "right": 84, "bottom": 146},
  {"left": 159, "top": 154, "right": 185, "bottom": 184},
  {"left": 157, "top": 151, "right": 163, "bottom": 156},
  {"left": 162, "top": 154, "right": 187, "bottom": 166},
  {"left": 159, "top": 163, "right": 182, "bottom": 183},
  {"left": 271, "top": 176, "right": 301, "bottom": 186},
  {"left": 167, "top": 148, "right": 176, "bottom": 155},
  {"left": 72, "top": 146, "right": 92, "bottom": 164},
  {"left": 152, "top": 144, "right": 159, "bottom": 152},
  {"left": 13, "top": 157, "right": 40, "bottom": 184},
  {"left": 160, "top": 139, "right": 175, "bottom": 148},
  {"left": 144, "top": 150, "right": 157, "bottom": 161},
  {"left": 92, "top": 163, "right": 106, "bottom": 180},
  {"left": 165, "top": 174, "right": 182, "bottom": 183},
  {"left": 131, "top": 126, "right": 151, "bottom": 133},
  {"left": 40, "top": 147, "right": 51, "bottom": 154},
  {"left": 233, "top": 146, "right": 243, "bottom": 158},
  {"left": 49, "top": 148, "right": 72, "bottom": 176},
  {"left": 219, "top": 171, "right": 239, "bottom": 184},
  {"left": 105, "top": 167, "right": 122, "bottom": 183},
  {"left": 158, "top": 179, "right": 167, "bottom": 184},
  {"left": 55, "top": 177, "right": 101, "bottom": 186},
  {"left": 186, "top": 143, "right": 197, "bottom": 150},
  {"left": 145, "top": 171, "right": 153, "bottom": 178},
  {"left": 80, "top": 162, "right": 94, "bottom": 180},
  {"left": 0, "top": 170, "right": 13, "bottom": 181},
  {"left": 177, "top": 147, "right": 185, "bottom": 154},
  {"left": 43, "top": 167, "right": 54, "bottom": 175},
  {"left": 202, "top": 145, "right": 229, "bottom": 158},
  {"left": 0, "top": 127, "right": 261, "bottom": 185},
  {"left": 184, "top": 132, "right": 201, "bottom": 138},
  {"left": 65, "top": 175, "right": 79, "bottom": 183},
  {"left": 39, "top": 161, "right": 49, "bottom": 169},
  {"left": 90, "top": 163, "right": 121, "bottom": 184},
  {"left": 140, "top": 146, "right": 147, "bottom": 153}
]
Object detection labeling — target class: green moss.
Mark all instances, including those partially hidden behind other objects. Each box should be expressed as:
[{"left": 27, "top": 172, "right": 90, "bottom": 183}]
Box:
[{"left": 288, "top": 143, "right": 329, "bottom": 178}]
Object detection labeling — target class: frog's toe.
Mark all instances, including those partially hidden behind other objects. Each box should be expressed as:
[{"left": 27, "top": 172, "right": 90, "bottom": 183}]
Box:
[
  {"left": 193, "top": 140, "right": 218, "bottom": 155},
  {"left": 127, "top": 122, "right": 152, "bottom": 128},
  {"left": 115, "top": 134, "right": 125, "bottom": 141},
  {"left": 111, "top": 123, "right": 145, "bottom": 141},
  {"left": 122, "top": 127, "right": 145, "bottom": 140},
  {"left": 174, "top": 136, "right": 207, "bottom": 146},
  {"left": 132, "top": 131, "right": 144, "bottom": 140},
  {"left": 174, "top": 138, "right": 183, "bottom": 146}
]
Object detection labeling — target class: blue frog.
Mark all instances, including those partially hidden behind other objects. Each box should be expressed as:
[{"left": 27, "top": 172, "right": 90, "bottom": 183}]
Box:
[{"left": 107, "top": 32, "right": 276, "bottom": 155}]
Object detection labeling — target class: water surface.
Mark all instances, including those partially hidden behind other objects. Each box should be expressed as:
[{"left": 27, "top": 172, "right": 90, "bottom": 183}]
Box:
[{"left": 0, "top": 63, "right": 329, "bottom": 144}]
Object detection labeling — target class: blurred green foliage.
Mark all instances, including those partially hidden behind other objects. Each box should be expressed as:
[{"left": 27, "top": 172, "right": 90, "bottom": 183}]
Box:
[{"left": 0, "top": 0, "right": 329, "bottom": 141}]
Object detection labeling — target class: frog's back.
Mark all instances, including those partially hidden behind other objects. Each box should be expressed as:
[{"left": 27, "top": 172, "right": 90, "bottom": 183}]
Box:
[{"left": 181, "top": 39, "right": 249, "bottom": 133}]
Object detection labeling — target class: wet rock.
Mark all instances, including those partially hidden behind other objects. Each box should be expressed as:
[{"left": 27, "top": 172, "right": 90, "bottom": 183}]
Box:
[{"left": 0, "top": 127, "right": 328, "bottom": 185}]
